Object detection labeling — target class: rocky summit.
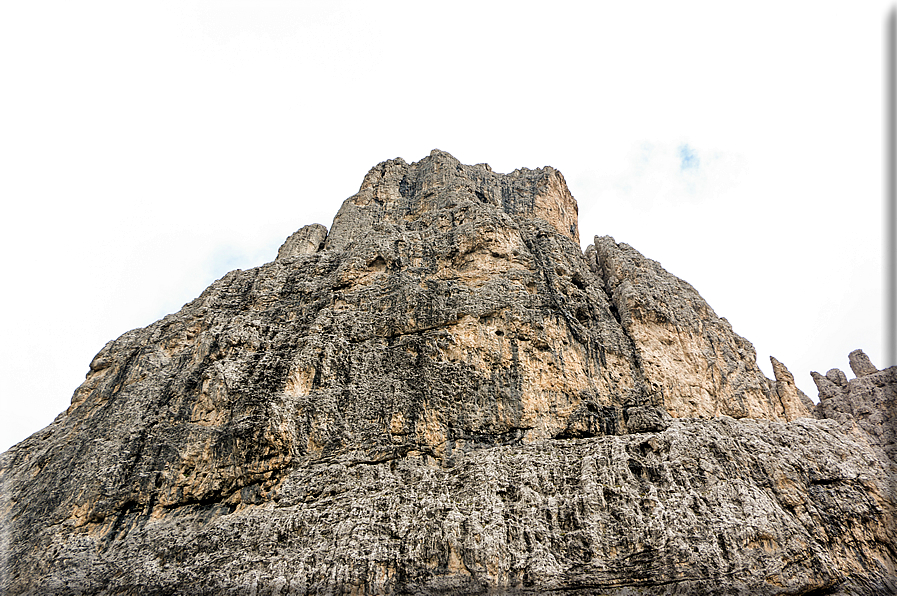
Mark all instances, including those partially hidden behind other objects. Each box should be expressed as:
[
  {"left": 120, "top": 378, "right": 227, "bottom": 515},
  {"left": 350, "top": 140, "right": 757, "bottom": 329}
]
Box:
[{"left": 1, "top": 150, "right": 895, "bottom": 595}]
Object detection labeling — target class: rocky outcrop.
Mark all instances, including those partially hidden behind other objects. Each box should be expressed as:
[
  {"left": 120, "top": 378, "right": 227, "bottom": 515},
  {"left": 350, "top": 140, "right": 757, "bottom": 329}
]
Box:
[
  {"left": 771, "top": 356, "right": 817, "bottom": 421},
  {"left": 592, "top": 238, "right": 813, "bottom": 422},
  {"left": 1, "top": 151, "right": 894, "bottom": 595},
  {"left": 812, "top": 350, "right": 897, "bottom": 468},
  {"left": 277, "top": 224, "right": 328, "bottom": 261},
  {"left": 849, "top": 348, "right": 880, "bottom": 378}
]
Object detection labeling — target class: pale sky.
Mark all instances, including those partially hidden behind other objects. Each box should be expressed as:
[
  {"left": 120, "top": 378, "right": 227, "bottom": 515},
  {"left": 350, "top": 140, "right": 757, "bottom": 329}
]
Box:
[{"left": 1, "top": 2, "right": 893, "bottom": 453}]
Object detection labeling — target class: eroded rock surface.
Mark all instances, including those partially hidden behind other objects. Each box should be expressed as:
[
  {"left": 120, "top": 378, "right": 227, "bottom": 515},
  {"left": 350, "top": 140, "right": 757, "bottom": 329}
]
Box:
[
  {"left": 277, "top": 224, "right": 328, "bottom": 261},
  {"left": 813, "top": 350, "right": 897, "bottom": 468},
  {"left": 1, "top": 151, "right": 894, "bottom": 595},
  {"left": 592, "top": 238, "right": 812, "bottom": 422}
]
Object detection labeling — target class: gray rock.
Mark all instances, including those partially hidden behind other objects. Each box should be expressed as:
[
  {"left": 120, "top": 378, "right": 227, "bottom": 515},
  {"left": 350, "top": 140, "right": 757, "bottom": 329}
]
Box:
[
  {"left": 1, "top": 151, "right": 894, "bottom": 595},
  {"left": 812, "top": 370, "right": 842, "bottom": 401},
  {"left": 814, "top": 358, "right": 897, "bottom": 467},
  {"left": 277, "top": 223, "right": 328, "bottom": 261},
  {"left": 554, "top": 402, "right": 623, "bottom": 438},
  {"left": 623, "top": 405, "right": 672, "bottom": 433},
  {"left": 827, "top": 367, "right": 849, "bottom": 387},
  {"left": 849, "top": 348, "right": 879, "bottom": 377}
]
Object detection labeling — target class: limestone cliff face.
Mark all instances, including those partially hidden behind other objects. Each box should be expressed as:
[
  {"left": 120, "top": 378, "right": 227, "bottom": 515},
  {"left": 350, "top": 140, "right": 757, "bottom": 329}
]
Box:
[
  {"left": 593, "top": 238, "right": 814, "bottom": 421},
  {"left": 1, "top": 150, "right": 894, "bottom": 595}
]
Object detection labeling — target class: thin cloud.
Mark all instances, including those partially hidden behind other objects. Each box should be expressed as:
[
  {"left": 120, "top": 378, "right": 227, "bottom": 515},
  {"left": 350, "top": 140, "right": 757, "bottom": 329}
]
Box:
[
  {"left": 599, "top": 141, "right": 744, "bottom": 206},
  {"left": 678, "top": 143, "right": 700, "bottom": 171}
]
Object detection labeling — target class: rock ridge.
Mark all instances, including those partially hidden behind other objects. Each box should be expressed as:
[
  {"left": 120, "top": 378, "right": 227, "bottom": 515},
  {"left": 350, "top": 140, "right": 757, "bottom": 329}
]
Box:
[{"left": 1, "top": 151, "right": 894, "bottom": 595}]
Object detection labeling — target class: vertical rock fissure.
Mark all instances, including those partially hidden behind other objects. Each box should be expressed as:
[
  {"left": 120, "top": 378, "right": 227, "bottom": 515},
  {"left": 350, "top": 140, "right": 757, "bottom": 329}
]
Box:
[{"left": 591, "top": 246, "right": 653, "bottom": 409}]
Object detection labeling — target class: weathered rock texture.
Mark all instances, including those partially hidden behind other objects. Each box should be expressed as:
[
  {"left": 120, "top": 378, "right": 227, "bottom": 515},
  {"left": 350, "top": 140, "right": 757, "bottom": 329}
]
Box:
[
  {"left": 1, "top": 150, "right": 895, "bottom": 595},
  {"left": 812, "top": 351, "right": 897, "bottom": 470}
]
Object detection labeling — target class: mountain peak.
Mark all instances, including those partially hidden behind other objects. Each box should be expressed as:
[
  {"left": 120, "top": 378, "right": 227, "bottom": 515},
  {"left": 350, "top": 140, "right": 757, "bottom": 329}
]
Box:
[
  {"left": 2, "top": 152, "right": 895, "bottom": 595},
  {"left": 326, "top": 150, "right": 578, "bottom": 252}
]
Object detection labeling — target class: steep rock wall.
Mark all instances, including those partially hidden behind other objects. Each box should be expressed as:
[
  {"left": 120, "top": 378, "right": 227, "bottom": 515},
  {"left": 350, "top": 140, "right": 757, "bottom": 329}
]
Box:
[{"left": 1, "top": 151, "right": 892, "bottom": 595}]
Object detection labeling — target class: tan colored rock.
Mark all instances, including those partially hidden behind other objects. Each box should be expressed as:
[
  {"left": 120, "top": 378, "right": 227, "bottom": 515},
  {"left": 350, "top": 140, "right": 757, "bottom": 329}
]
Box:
[
  {"left": 593, "top": 236, "right": 810, "bottom": 421},
  {"left": 770, "top": 356, "right": 816, "bottom": 420}
]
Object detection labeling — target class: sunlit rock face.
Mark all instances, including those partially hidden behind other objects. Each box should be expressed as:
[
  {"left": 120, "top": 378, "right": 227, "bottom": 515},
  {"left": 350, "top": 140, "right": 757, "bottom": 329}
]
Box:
[{"left": 1, "top": 150, "right": 894, "bottom": 595}]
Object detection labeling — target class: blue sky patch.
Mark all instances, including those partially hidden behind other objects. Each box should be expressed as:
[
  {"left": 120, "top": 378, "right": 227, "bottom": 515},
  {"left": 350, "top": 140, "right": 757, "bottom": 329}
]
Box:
[{"left": 678, "top": 144, "right": 699, "bottom": 171}]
